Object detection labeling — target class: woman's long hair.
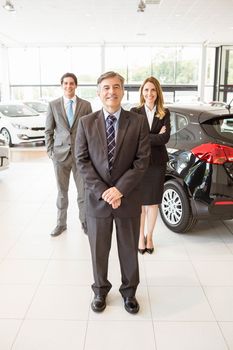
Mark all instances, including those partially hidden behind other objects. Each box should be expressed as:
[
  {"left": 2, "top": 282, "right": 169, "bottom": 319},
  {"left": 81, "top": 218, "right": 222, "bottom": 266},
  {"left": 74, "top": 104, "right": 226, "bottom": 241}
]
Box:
[{"left": 139, "top": 76, "right": 165, "bottom": 119}]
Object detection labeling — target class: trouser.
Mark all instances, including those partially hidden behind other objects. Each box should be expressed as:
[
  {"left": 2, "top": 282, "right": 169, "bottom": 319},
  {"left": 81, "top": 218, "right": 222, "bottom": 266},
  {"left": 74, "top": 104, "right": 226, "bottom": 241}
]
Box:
[
  {"left": 53, "top": 153, "right": 85, "bottom": 226},
  {"left": 87, "top": 215, "right": 140, "bottom": 298}
]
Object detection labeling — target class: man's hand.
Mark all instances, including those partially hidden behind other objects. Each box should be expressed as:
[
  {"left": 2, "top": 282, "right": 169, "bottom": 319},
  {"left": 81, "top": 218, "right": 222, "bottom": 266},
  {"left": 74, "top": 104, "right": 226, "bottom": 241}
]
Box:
[
  {"left": 102, "top": 187, "right": 123, "bottom": 205},
  {"left": 111, "top": 198, "right": 121, "bottom": 209}
]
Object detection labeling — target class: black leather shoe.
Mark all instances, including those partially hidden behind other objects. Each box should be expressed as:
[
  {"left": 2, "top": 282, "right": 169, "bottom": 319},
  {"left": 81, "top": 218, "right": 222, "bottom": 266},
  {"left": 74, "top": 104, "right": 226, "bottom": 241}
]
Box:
[
  {"left": 123, "top": 296, "right": 139, "bottom": 314},
  {"left": 81, "top": 222, "right": 88, "bottom": 234},
  {"left": 50, "top": 225, "right": 67, "bottom": 237},
  {"left": 146, "top": 247, "right": 154, "bottom": 254},
  {"left": 138, "top": 248, "right": 146, "bottom": 255},
  {"left": 91, "top": 295, "right": 106, "bottom": 312}
]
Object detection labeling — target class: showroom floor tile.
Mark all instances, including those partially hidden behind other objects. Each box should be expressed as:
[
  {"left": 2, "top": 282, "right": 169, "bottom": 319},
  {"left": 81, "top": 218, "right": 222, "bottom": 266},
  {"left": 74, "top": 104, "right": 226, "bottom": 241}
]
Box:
[{"left": 0, "top": 154, "right": 233, "bottom": 349}]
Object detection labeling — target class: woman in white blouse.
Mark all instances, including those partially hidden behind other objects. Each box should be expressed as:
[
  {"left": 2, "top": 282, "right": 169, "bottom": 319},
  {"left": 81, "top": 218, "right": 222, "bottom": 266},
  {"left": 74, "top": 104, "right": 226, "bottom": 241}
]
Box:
[{"left": 131, "top": 77, "right": 171, "bottom": 254}]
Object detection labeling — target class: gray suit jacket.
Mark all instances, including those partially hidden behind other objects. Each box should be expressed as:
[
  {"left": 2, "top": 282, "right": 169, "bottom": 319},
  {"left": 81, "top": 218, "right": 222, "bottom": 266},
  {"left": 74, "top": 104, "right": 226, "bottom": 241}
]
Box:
[
  {"left": 75, "top": 109, "right": 150, "bottom": 218},
  {"left": 45, "top": 96, "right": 92, "bottom": 162}
]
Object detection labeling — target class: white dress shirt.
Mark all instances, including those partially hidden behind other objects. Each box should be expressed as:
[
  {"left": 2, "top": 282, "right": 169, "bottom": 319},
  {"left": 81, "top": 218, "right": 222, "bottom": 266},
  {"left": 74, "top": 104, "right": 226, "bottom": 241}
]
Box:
[{"left": 145, "top": 105, "right": 156, "bottom": 130}]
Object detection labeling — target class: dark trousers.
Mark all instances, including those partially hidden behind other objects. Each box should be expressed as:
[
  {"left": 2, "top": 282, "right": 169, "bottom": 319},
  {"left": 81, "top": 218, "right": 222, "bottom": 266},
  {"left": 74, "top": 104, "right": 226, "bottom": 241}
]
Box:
[{"left": 87, "top": 215, "right": 140, "bottom": 298}]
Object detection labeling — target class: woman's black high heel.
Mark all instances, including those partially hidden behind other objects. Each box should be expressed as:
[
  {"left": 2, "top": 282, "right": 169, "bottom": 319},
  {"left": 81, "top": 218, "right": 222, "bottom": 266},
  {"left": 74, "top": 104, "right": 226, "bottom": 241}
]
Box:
[
  {"left": 138, "top": 248, "right": 146, "bottom": 255},
  {"left": 145, "top": 236, "right": 154, "bottom": 254},
  {"left": 138, "top": 236, "right": 146, "bottom": 254},
  {"left": 146, "top": 247, "right": 154, "bottom": 254}
]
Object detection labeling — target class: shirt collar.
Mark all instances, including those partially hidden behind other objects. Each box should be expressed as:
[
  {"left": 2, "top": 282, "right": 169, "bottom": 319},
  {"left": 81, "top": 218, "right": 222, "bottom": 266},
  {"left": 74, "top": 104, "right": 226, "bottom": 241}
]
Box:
[
  {"left": 63, "top": 95, "right": 77, "bottom": 104},
  {"left": 145, "top": 104, "right": 156, "bottom": 114},
  {"left": 103, "top": 107, "right": 121, "bottom": 122}
]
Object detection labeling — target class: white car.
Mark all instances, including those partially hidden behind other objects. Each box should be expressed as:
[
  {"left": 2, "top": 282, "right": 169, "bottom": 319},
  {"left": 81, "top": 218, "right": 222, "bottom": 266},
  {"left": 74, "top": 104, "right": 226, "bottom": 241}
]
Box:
[
  {"left": 23, "top": 101, "right": 48, "bottom": 114},
  {"left": 0, "top": 134, "right": 10, "bottom": 171},
  {"left": 0, "top": 103, "right": 46, "bottom": 146}
]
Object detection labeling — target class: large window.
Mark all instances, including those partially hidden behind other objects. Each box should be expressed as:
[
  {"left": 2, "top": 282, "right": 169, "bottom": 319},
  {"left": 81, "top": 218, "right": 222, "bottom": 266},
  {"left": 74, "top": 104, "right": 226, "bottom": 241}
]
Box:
[
  {"left": 105, "top": 47, "right": 127, "bottom": 78},
  {"left": 152, "top": 47, "right": 176, "bottom": 84},
  {"left": 8, "top": 48, "right": 40, "bottom": 85},
  {"left": 40, "top": 48, "right": 71, "bottom": 85},
  {"left": 217, "top": 46, "right": 233, "bottom": 103},
  {"left": 203, "top": 47, "right": 216, "bottom": 103},
  {"left": 71, "top": 47, "right": 101, "bottom": 83},
  {"left": 0, "top": 52, "right": 1, "bottom": 83},
  {"left": 7, "top": 45, "right": 202, "bottom": 103},
  {"left": 127, "top": 47, "right": 152, "bottom": 83}
]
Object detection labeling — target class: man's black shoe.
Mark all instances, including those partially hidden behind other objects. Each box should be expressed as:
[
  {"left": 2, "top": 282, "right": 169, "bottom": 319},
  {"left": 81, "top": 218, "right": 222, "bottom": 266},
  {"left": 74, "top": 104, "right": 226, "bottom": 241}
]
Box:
[
  {"left": 81, "top": 222, "right": 88, "bottom": 234},
  {"left": 123, "top": 296, "right": 139, "bottom": 314},
  {"left": 50, "top": 225, "right": 67, "bottom": 237},
  {"left": 91, "top": 295, "right": 106, "bottom": 312}
]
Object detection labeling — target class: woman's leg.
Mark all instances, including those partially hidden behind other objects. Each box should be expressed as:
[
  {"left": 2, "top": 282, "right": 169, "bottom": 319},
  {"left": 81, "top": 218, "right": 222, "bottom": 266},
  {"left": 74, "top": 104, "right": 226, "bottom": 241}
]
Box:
[
  {"left": 138, "top": 206, "right": 146, "bottom": 249},
  {"left": 146, "top": 204, "right": 158, "bottom": 249}
]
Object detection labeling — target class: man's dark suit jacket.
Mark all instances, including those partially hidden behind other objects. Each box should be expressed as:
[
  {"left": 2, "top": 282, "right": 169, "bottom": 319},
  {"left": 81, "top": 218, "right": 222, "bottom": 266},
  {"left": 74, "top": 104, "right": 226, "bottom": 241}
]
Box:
[
  {"left": 131, "top": 106, "right": 171, "bottom": 166},
  {"left": 75, "top": 109, "right": 150, "bottom": 218}
]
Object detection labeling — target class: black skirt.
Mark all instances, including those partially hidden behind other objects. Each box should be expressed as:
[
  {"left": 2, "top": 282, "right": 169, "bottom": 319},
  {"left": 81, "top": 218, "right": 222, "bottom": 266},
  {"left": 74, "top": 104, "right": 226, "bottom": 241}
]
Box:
[{"left": 139, "top": 164, "right": 166, "bottom": 205}]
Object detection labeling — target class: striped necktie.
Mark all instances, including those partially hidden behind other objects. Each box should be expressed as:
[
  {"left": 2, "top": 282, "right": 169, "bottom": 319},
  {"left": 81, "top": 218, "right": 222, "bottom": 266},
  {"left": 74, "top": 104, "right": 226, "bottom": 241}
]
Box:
[
  {"left": 67, "top": 99, "right": 74, "bottom": 127},
  {"left": 106, "top": 115, "right": 116, "bottom": 172}
]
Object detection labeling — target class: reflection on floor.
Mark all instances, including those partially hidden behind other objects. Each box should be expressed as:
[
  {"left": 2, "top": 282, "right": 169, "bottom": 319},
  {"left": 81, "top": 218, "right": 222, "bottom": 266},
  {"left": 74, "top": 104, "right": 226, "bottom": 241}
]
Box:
[
  {"left": 0, "top": 148, "right": 233, "bottom": 350},
  {"left": 10, "top": 145, "right": 47, "bottom": 162}
]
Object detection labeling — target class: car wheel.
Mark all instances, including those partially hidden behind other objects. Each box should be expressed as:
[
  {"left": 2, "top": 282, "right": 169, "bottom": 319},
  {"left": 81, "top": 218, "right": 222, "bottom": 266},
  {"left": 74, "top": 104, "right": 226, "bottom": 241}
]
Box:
[
  {"left": 160, "top": 180, "right": 196, "bottom": 233},
  {"left": 1, "top": 128, "right": 12, "bottom": 146}
]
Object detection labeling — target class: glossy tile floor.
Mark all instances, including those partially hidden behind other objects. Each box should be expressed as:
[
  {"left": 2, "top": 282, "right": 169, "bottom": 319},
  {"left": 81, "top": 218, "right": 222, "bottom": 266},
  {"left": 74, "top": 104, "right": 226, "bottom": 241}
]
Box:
[{"left": 0, "top": 148, "right": 233, "bottom": 350}]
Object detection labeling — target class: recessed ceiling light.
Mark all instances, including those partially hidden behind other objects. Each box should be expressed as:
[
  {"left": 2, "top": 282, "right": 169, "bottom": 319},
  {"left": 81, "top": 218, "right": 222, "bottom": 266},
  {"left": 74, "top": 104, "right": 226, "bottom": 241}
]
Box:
[
  {"left": 137, "top": 33, "right": 147, "bottom": 36},
  {"left": 145, "top": 0, "right": 161, "bottom": 4}
]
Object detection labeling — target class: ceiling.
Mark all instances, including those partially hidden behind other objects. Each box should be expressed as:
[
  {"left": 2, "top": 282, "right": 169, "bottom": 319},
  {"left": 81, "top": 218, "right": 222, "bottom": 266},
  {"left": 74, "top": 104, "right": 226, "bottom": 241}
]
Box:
[{"left": 0, "top": 0, "right": 233, "bottom": 47}]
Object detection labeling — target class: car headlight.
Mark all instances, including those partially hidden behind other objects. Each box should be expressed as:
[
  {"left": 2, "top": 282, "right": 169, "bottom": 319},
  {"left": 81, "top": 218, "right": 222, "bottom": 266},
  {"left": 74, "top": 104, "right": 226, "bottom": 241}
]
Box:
[{"left": 11, "top": 123, "right": 29, "bottom": 130}]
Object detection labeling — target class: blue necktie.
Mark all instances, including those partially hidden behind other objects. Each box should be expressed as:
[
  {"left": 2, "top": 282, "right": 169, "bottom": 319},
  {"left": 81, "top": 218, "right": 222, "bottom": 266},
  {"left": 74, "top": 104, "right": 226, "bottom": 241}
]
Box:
[
  {"left": 67, "top": 100, "right": 74, "bottom": 127},
  {"left": 106, "top": 115, "right": 116, "bottom": 172}
]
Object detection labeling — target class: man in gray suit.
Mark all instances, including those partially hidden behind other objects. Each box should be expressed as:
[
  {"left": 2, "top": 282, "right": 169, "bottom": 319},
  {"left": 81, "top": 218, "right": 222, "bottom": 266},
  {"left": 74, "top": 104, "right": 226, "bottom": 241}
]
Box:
[
  {"left": 45, "top": 72, "right": 92, "bottom": 237},
  {"left": 76, "top": 71, "right": 150, "bottom": 314}
]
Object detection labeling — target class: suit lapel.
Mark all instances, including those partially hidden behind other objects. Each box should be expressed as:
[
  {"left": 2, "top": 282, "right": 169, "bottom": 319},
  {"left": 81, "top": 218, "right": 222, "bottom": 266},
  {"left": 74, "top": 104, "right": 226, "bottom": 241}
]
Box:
[
  {"left": 95, "top": 110, "right": 108, "bottom": 156},
  {"left": 72, "top": 96, "right": 81, "bottom": 127},
  {"left": 113, "top": 109, "right": 130, "bottom": 162},
  {"left": 151, "top": 110, "right": 159, "bottom": 131},
  {"left": 59, "top": 97, "right": 70, "bottom": 129}
]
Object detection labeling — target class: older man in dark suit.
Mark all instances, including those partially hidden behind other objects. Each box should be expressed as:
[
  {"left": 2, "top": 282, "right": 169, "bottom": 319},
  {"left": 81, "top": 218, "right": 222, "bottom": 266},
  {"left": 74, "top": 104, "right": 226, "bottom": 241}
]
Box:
[
  {"left": 45, "top": 73, "right": 92, "bottom": 237},
  {"left": 76, "top": 71, "right": 150, "bottom": 314}
]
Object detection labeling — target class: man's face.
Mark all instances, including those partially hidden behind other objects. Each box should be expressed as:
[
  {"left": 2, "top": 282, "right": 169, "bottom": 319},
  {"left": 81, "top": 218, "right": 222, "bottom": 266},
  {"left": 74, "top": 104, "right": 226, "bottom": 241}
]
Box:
[
  {"left": 62, "top": 77, "right": 77, "bottom": 98},
  {"left": 97, "top": 76, "right": 124, "bottom": 113}
]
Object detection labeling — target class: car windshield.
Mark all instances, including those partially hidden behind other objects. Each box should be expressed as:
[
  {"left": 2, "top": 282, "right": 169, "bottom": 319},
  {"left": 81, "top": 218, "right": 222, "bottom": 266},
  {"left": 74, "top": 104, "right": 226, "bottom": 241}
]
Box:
[
  {"left": 24, "top": 102, "right": 48, "bottom": 113},
  {"left": 0, "top": 105, "right": 39, "bottom": 117},
  {"left": 202, "top": 116, "right": 233, "bottom": 143}
]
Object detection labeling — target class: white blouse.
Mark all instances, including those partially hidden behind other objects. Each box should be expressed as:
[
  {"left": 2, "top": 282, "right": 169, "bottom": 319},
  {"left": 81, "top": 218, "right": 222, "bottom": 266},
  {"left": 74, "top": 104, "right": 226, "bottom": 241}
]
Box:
[{"left": 145, "top": 105, "right": 156, "bottom": 130}]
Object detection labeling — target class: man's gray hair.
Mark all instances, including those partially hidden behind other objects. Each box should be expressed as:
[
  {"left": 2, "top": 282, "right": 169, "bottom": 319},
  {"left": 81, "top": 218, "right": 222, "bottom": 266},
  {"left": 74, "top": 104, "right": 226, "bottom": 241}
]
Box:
[{"left": 97, "top": 71, "right": 125, "bottom": 89}]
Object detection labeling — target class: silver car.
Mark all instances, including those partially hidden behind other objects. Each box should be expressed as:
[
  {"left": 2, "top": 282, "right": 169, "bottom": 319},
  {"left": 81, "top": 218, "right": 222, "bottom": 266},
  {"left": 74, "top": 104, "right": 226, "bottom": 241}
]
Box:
[{"left": 0, "top": 134, "right": 10, "bottom": 171}]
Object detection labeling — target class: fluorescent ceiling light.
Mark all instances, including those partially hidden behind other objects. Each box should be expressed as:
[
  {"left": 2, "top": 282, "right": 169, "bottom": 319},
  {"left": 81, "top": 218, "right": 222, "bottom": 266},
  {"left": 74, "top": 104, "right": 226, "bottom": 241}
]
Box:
[{"left": 145, "top": 0, "right": 161, "bottom": 4}]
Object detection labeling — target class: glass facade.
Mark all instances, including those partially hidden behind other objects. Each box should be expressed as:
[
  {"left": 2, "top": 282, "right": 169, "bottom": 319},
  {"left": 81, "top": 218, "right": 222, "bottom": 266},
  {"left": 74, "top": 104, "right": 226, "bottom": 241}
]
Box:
[{"left": 3, "top": 44, "right": 208, "bottom": 104}]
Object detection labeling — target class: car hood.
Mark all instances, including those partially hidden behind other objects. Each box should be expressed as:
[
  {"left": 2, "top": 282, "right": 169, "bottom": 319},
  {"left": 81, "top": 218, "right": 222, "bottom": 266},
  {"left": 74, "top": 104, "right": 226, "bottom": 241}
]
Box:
[{"left": 5, "top": 114, "right": 46, "bottom": 127}]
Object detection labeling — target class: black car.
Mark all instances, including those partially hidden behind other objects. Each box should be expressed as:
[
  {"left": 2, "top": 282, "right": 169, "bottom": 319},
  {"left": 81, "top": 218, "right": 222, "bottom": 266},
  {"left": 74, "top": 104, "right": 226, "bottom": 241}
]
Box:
[{"left": 160, "top": 104, "right": 233, "bottom": 232}]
